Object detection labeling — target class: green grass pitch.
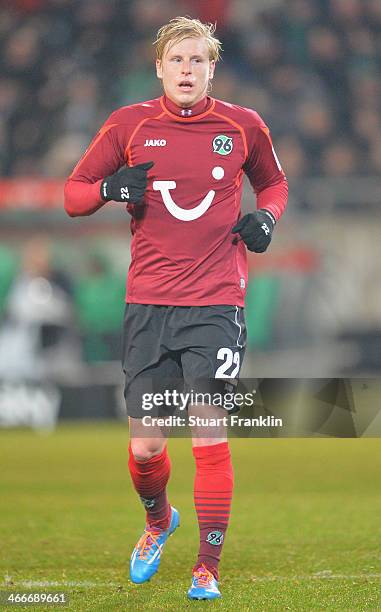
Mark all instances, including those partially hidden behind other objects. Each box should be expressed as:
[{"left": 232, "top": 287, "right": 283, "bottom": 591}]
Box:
[{"left": 1, "top": 423, "right": 380, "bottom": 610}]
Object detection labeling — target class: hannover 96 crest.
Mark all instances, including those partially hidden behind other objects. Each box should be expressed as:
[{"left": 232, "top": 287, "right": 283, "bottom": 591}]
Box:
[
  {"left": 206, "top": 530, "right": 224, "bottom": 545},
  {"left": 213, "top": 134, "right": 233, "bottom": 155}
]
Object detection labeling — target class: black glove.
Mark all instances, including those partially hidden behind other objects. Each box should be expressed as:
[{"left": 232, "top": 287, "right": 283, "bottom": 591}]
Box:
[
  {"left": 232, "top": 209, "right": 276, "bottom": 253},
  {"left": 100, "top": 161, "right": 154, "bottom": 203}
]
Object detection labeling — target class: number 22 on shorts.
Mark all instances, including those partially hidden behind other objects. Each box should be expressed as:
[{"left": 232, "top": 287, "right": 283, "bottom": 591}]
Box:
[{"left": 215, "top": 347, "right": 240, "bottom": 378}]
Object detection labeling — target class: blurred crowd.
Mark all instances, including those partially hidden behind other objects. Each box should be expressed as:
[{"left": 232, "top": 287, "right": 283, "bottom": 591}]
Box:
[{"left": 0, "top": 0, "right": 380, "bottom": 179}]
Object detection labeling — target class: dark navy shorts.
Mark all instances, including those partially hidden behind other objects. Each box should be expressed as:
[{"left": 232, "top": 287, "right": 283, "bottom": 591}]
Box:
[{"left": 122, "top": 304, "right": 247, "bottom": 418}]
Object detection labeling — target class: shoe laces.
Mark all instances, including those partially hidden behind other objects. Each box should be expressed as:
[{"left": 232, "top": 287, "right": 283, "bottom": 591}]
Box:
[
  {"left": 137, "top": 528, "right": 162, "bottom": 560},
  {"left": 194, "top": 564, "right": 215, "bottom": 587}
]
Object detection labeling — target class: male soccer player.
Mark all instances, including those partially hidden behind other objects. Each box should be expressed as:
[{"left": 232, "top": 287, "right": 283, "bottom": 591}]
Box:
[{"left": 64, "top": 17, "right": 287, "bottom": 600}]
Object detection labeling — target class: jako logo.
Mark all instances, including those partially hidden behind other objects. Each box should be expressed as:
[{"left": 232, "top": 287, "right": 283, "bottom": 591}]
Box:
[{"left": 144, "top": 139, "right": 166, "bottom": 147}]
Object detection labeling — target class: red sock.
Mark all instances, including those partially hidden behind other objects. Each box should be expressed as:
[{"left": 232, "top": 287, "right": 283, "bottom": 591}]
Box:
[
  {"left": 192, "top": 442, "right": 234, "bottom": 581},
  {"left": 128, "top": 444, "right": 171, "bottom": 530}
]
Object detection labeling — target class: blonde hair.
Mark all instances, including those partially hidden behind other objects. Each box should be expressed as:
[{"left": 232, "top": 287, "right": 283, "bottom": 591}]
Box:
[{"left": 154, "top": 16, "right": 222, "bottom": 62}]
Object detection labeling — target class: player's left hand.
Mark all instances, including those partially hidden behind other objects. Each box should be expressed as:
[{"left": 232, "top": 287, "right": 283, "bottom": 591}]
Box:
[{"left": 232, "top": 209, "right": 276, "bottom": 253}]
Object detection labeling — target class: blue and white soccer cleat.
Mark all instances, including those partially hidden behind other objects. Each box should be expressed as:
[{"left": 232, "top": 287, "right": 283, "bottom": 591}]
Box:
[
  {"left": 129, "top": 506, "right": 180, "bottom": 584},
  {"left": 187, "top": 563, "right": 221, "bottom": 600}
]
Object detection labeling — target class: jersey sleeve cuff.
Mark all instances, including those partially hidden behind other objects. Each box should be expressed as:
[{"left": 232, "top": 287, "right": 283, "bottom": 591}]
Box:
[{"left": 92, "top": 179, "right": 105, "bottom": 203}]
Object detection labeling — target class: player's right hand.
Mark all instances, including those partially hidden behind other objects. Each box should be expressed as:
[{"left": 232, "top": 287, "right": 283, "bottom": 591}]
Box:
[{"left": 100, "top": 161, "right": 154, "bottom": 203}]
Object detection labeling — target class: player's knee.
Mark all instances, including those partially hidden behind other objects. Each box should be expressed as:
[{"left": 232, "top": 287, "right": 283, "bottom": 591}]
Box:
[{"left": 130, "top": 439, "right": 166, "bottom": 462}]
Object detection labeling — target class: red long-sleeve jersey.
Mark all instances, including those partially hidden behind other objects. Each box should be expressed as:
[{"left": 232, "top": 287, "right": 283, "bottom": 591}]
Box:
[{"left": 64, "top": 95, "right": 288, "bottom": 306}]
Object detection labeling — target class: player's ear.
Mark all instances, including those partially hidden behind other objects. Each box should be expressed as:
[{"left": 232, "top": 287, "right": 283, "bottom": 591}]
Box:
[
  {"left": 209, "top": 60, "right": 215, "bottom": 80},
  {"left": 156, "top": 59, "right": 163, "bottom": 79}
]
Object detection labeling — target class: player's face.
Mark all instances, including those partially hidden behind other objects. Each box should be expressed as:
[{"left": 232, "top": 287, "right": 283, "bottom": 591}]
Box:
[{"left": 156, "top": 36, "right": 215, "bottom": 108}]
